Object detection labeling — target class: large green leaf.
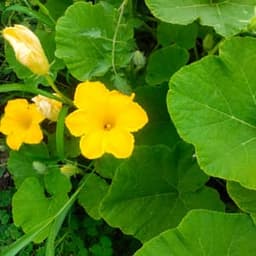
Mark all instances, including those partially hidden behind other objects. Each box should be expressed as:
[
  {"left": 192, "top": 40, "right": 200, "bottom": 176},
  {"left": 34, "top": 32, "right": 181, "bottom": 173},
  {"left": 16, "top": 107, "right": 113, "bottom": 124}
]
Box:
[
  {"left": 100, "top": 144, "right": 224, "bottom": 242},
  {"left": 55, "top": 1, "right": 134, "bottom": 80},
  {"left": 135, "top": 209, "right": 256, "bottom": 256},
  {"left": 12, "top": 177, "right": 69, "bottom": 243},
  {"left": 145, "top": 0, "right": 256, "bottom": 37},
  {"left": 227, "top": 181, "right": 256, "bottom": 221},
  {"left": 167, "top": 37, "right": 256, "bottom": 189}
]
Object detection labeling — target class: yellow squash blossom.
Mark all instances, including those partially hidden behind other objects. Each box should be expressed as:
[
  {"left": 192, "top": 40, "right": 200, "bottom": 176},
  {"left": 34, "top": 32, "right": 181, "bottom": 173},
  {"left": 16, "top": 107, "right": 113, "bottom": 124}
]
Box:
[
  {"left": 2, "top": 24, "right": 49, "bottom": 75},
  {"left": 32, "top": 94, "right": 62, "bottom": 121},
  {"left": 0, "top": 99, "right": 45, "bottom": 150},
  {"left": 65, "top": 81, "right": 148, "bottom": 159}
]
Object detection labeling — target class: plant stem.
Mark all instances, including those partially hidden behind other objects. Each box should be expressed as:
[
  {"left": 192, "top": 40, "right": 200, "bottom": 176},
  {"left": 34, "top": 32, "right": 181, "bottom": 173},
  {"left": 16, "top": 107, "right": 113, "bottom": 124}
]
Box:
[
  {"left": 45, "top": 75, "right": 73, "bottom": 105},
  {"left": 112, "top": 0, "right": 128, "bottom": 75}
]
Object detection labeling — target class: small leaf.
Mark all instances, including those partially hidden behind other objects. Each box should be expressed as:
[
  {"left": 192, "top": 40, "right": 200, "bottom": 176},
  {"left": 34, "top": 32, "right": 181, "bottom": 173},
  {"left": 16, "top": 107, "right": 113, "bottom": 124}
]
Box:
[
  {"left": 146, "top": 45, "right": 189, "bottom": 85},
  {"left": 157, "top": 22, "right": 198, "bottom": 49},
  {"left": 100, "top": 144, "right": 224, "bottom": 242},
  {"left": 135, "top": 209, "right": 256, "bottom": 256},
  {"left": 8, "top": 144, "right": 49, "bottom": 188},
  {"left": 78, "top": 173, "right": 109, "bottom": 220},
  {"left": 135, "top": 85, "right": 180, "bottom": 148},
  {"left": 12, "top": 177, "right": 68, "bottom": 243},
  {"left": 45, "top": 0, "right": 73, "bottom": 20}
]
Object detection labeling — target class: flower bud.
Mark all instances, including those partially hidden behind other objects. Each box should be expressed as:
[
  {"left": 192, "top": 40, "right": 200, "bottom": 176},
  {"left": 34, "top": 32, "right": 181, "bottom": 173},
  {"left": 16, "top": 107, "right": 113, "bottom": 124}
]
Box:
[
  {"left": 32, "top": 94, "right": 62, "bottom": 121},
  {"left": 203, "top": 33, "right": 215, "bottom": 52},
  {"left": 32, "top": 161, "right": 47, "bottom": 174},
  {"left": 132, "top": 50, "right": 146, "bottom": 68},
  {"left": 60, "top": 164, "right": 80, "bottom": 177},
  {"left": 2, "top": 24, "right": 50, "bottom": 75},
  {"left": 248, "top": 16, "right": 256, "bottom": 32}
]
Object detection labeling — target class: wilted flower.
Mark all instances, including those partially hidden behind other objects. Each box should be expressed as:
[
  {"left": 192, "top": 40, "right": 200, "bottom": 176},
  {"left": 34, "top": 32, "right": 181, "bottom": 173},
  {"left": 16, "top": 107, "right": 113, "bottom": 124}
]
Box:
[
  {"left": 0, "top": 99, "right": 44, "bottom": 150},
  {"left": 32, "top": 94, "right": 62, "bottom": 121},
  {"left": 65, "top": 81, "right": 148, "bottom": 159},
  {"left": 2, "top": 24, "right": 49, "bottom": 75}
]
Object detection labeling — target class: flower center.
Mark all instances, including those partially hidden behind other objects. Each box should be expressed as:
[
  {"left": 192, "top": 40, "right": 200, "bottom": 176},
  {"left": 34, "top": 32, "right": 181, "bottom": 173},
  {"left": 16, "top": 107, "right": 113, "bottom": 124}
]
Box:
[
  {"left": 17, "top": 115, "right": 32, "bottom": 130},
  {"left": 104, "top": 123, "right": 113, "bottom": 131}
]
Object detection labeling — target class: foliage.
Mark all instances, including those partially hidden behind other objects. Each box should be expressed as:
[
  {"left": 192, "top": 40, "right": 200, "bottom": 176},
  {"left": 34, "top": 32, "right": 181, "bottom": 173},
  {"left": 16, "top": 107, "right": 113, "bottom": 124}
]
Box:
[{"left": 1, "top": 0, "right": 256, "bottom": 255}]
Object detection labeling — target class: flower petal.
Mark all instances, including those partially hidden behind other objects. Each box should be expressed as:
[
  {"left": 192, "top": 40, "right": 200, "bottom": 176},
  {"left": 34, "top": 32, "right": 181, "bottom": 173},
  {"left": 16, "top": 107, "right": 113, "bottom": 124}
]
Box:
[
  {"left": 104, "top": 129, "right": 134, "bottom": 158},
  {"left": 5, "top": 98, "right": 28, "bottom": 115},
  {"left": 65, "top": 110, "right": 103, "bottom": 136},
  {"left": 24, "top": 124, "right": 43, "bottom": 144},
  {"left": 74, "top": 81, "right": 109, "bottom": 110},
  {"left": 114, "top": 100, "right": 148, "bottom": 132},
  {"left": 6, "top": 133, "right": 24, "bottom": 150},
  {"left": 30, "top": 104, "right": 45, "bottom": 123},
  {"left": 80, "top": 131, "right": 105, "bottom": 159}
]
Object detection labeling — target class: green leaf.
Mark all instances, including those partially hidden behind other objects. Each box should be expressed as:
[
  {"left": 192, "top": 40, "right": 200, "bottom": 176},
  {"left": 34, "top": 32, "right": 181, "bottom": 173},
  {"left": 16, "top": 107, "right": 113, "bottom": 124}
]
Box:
[
  {"left": 55, "top": 2, "right": 134, "bottom": 80},
  {"left": 94, "top": 154, "right": 123, "bottom": 179},
  {"left": 44, "top": 167, "right": 72, "bottom": 195},
  {"left": 167, "top": 37, "right": 256, "bottom": 189},
  {"left": 157, "top": 22, "right": 198, "bottom": 49},
  {"left": 45, "top": 0, "right": 73, "bottom": 20},
  {"left": 78, "top": 173, "right": 109, "bottom": 220},
  {"left": 7, "top": 144, "right": 49, "bottom": 188},
  {"left": 146, "top": 45, "right": 189, "bottom": 85},
  {"left": 135, "top": 209, "right": 256, "bottom": 256},
  {"left": 100, "top": 144, "right": 224, "bottom": 242},
  {"left": 145, "top": 0, "right": 256, "bottom": 37},
  {"left": 12, "top": 177, "right": 68, "bottom": 243},
  {"left": 2, "top": 5, "right": 55, "bottom": 28},
  {"left": 227, "top": 181, "right": 256, "bottom": 220},
  {"left": 135, "top": 85, "right": 180, "bottom": 148}
]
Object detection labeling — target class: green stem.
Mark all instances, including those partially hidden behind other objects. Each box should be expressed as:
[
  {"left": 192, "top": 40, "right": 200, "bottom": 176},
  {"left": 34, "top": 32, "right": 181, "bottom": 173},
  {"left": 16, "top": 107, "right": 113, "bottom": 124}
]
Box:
[
  {"left": 45, "top": 75, "right": 73, "bottom": 106},
  {"left": 208, "top": 39, "right": 224, "bottom": 56},
  {"left": 56, "top": 105, "right": 69, "bottom": 160},
  {"left": 0, "top": 83, "right": 59, "bottom": 100},
  {"left": 111, "top": 0, "right": 128, "bottom": 75}
]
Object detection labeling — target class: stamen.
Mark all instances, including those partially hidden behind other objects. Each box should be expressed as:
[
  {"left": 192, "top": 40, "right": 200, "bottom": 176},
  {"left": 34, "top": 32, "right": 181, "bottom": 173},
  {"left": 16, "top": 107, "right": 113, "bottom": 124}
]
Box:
[{"left": 104, "top": 123, "right": 112, "bottom": 130}]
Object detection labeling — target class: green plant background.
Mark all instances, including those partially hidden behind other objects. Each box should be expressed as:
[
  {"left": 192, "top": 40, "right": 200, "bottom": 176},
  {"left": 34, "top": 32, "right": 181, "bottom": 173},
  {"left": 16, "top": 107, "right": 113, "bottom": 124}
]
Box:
[{"left": 1, "top": 0, "right": 256, "bottom": 255}]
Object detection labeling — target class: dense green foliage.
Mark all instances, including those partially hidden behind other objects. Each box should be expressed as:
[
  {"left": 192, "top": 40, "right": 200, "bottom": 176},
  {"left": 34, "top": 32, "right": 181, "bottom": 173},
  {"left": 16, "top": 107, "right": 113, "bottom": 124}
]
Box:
[{"left": 1, "top": 0, "right": 256, "bottom": 255}]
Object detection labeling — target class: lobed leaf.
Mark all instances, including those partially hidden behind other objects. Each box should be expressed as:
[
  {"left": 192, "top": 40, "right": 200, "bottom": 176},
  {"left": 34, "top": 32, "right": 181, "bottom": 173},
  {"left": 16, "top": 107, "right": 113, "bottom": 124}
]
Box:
[
  {"left": 55, "top": 1, "right": 134, "bottom": 81},
  {"left": 135, "top": 209, "right": 256, "bottom": 256},
  {"left": 100, "top": 144, "right": 224, "bottom": 242},
  {"left": 145, "top": 0, "right": 256, "bottom": 37},
  {"left": 167, "top": 37, "right": 256, "bottom": 189}
]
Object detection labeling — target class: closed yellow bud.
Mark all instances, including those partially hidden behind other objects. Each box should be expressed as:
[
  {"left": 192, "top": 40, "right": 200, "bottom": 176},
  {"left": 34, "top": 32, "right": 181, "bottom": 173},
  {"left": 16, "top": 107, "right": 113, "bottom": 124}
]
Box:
[{"left": 2, "top": 24, "right": 50, "bottom": 75}]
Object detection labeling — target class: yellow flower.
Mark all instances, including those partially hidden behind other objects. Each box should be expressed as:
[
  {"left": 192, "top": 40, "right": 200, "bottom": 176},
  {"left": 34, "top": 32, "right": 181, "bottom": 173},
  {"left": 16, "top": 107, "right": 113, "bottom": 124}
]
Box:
[
  {"left": 2, "top": 24, "right": 49, "bottom": 75},
  {"left": 32, "top": 94, "right": 62, "bottom": 121},
  {"left": 65, "top": 81, "right": 148, "bottom": 159},
  {"left": 0, "top": 99, "right": 44, "bottom": 150}
]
